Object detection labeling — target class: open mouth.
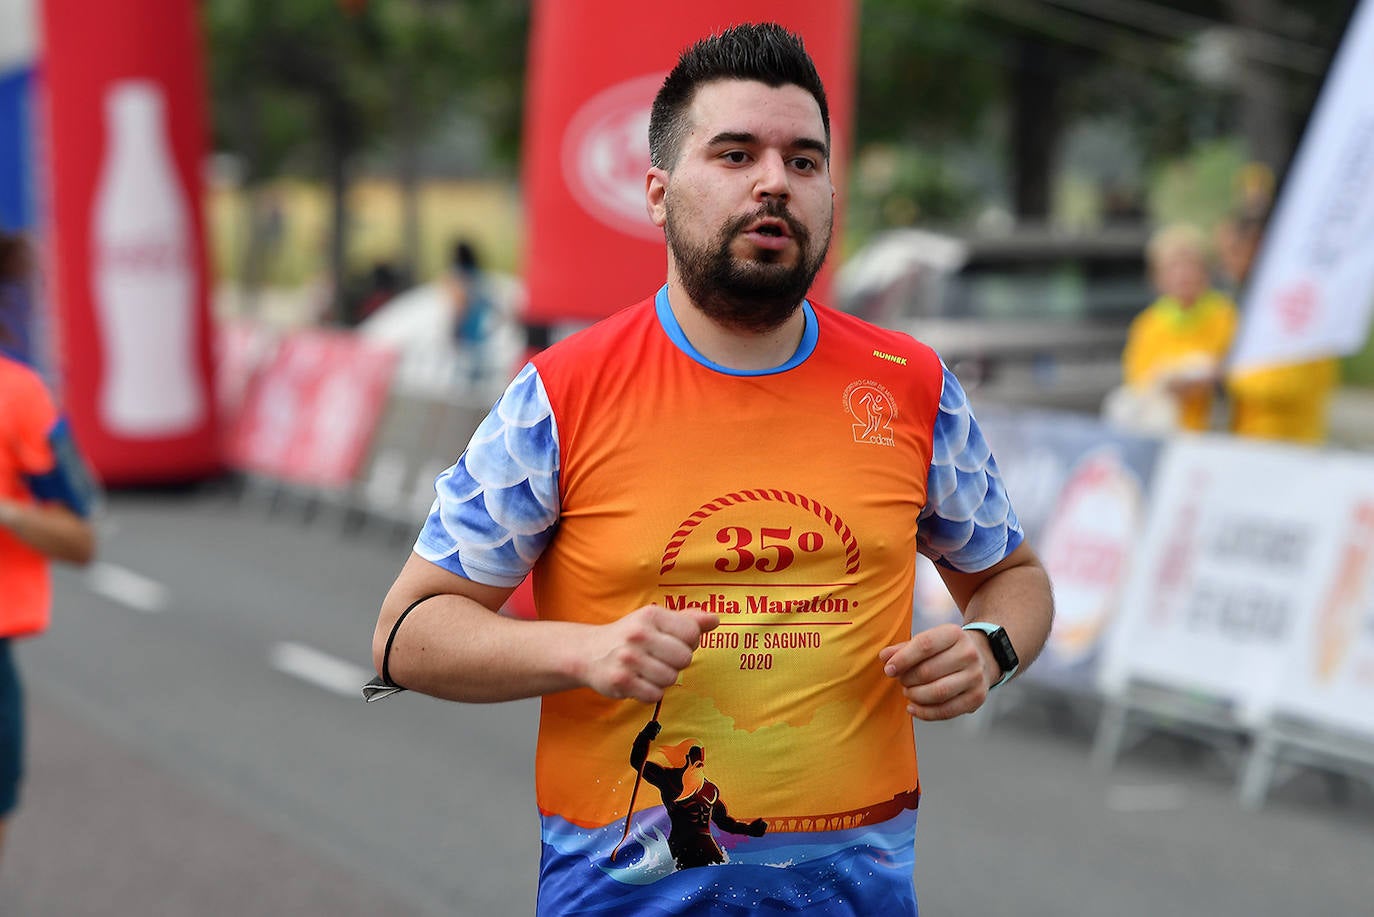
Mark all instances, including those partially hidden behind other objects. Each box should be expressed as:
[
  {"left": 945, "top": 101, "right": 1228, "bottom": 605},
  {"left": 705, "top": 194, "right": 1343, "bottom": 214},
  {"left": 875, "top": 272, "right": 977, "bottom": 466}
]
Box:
[{"left": 741, "top": 215, "right": 796, "bottom": 243}]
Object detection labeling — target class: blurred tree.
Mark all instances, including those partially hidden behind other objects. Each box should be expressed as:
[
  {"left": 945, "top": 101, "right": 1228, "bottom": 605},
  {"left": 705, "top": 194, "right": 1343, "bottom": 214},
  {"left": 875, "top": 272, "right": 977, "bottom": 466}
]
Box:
[
  {"left": 853, "top": 0, "right": 1351, "bottom": 229},
  {"left": 204, "top": 0, "right": 529, "bottom": 320},
  {"left": 851, "top": 0, "right": 1001, "bottom": 228},
  {"left": 206, "top": 0, "right": 390, "bottom": 320},
  {"left": 369, "top": 0, "right": 528, "bottom": 284}
]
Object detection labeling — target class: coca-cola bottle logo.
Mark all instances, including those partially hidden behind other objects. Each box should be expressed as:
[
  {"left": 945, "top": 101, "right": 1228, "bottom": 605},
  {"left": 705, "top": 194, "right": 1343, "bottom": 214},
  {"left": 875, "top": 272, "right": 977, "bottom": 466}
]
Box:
[
  {"left": 560, "top": 73, "right": 666, "bottom": 241},
  {"left": 100, "top": 240, "right": 186, "bottom": 272},
  {"left": 91, "top": 79, "right": 203, "bottom": 437}
]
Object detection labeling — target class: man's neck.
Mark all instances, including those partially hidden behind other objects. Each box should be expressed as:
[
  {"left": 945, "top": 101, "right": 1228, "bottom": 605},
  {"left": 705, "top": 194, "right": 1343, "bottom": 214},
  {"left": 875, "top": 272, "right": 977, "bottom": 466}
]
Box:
[{"left": 663, "top": 277, "right": 807, "bottom": 372}]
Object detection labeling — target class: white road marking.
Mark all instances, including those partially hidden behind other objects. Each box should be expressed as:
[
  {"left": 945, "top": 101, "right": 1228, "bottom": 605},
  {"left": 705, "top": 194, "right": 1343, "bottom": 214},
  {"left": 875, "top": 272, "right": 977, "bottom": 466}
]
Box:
[
  {"left": 86, "top": 562, "right": 169, "bottom": 613},
  {"left": 270, "top": 642, "right": 374, "bottom": 699},
  {"left": 1106, "top": 783, "right": 1188, "bottom": 813}
]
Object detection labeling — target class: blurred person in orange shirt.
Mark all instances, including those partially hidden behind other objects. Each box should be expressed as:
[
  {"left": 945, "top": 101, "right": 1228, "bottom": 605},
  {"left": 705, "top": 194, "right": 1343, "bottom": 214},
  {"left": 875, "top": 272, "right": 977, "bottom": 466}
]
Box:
[
  {"left": 1118, "top": 223, "right": 1238, "bottom": 432},
  {"left": 1216, "top": 208, "right": 1339, "bottom": 445},
  {"left": 0, "top": 241, "right": 98, "bottom": 868}
]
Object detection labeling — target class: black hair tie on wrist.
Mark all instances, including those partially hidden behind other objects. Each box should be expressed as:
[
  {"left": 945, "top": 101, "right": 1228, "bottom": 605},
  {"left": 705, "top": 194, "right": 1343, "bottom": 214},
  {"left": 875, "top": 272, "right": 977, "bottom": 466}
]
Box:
[{"left": 361, "top": 594, "right": 439, "bottom": 702}]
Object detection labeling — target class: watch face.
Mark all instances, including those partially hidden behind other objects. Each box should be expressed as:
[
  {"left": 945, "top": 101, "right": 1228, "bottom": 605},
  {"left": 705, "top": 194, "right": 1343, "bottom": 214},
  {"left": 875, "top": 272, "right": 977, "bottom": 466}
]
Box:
[{"left": 988, "top": 627, "right": 1019, "bottom": 671}]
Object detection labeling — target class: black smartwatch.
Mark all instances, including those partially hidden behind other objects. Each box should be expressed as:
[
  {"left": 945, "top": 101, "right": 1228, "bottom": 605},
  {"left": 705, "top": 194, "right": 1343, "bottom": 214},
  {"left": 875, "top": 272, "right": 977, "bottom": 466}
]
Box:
[{"left": 962, "top": 622, "right": 1020, "bottom": 689}]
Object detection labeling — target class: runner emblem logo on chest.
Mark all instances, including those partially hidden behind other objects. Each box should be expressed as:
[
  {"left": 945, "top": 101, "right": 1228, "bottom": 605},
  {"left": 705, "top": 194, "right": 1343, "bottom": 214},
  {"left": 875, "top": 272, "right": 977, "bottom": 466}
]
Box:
[{"left": 843, "top": 380, "right": 898, "bottom": 446}]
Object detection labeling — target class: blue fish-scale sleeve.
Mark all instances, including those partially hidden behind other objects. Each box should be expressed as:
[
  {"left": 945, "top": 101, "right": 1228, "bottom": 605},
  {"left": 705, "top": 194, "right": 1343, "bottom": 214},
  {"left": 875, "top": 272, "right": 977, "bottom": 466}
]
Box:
[
  {"left": 415, "top": 363, "right": 561, "bottom": 586},
  {"left": 918, "top": 363, "right": 1023, "bottom": 572}
]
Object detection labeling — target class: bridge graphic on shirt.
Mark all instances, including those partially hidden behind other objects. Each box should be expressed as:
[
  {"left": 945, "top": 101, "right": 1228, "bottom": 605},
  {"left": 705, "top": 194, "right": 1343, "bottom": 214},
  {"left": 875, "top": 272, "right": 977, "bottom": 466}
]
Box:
[{"left": 757, "top": 789, "right": 921, "bottom": 834}]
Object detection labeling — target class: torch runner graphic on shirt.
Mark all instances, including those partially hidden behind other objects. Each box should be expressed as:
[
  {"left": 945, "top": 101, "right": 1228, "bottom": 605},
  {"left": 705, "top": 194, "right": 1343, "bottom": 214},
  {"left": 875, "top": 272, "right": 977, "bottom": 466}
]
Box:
[{"left": 611, "top": 702, "right": 767, "bottom": 868}]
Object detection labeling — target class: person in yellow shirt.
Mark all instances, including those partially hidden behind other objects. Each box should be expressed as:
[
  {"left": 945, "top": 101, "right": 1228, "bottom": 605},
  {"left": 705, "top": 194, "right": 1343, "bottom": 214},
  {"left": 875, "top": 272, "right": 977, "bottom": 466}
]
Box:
[
  {"left": 1215, "top": 209, "right": 1339, "bottom": 445},
  {"left": 1119, "top": 223, "right": 1238, "bottom": 432},
  {"left": 1226, "top": 358, "right": 1339, "bottom": 443}
]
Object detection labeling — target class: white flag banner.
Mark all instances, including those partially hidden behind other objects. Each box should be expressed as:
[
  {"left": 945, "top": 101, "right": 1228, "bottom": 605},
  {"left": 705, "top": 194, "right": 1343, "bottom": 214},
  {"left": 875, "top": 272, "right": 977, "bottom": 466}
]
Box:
[
  {"left": 1229, "top": 0, "right": 1374, "bottom": 371},
  {"left": 1097, "top": 435, "right": 1344, "bottom": 725}
]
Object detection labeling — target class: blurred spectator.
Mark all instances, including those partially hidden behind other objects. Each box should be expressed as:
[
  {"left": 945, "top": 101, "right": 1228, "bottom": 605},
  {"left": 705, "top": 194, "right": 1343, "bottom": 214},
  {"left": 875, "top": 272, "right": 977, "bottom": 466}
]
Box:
[
  {"left": 356, "top": 260, "right": 404, "bottom": 323},
  {"left": 0, "top": 350, "right": 97, "bottom": 867},
  {"left": 1115, "top": 223, "right": 1238, "bottom": 432},
  {"left": 0, "top": 233, "right": 35, "bottom": 364},
  {"left": 445, "top": 239, "right": 495, "bottom": 385},
  {"left": 1216, "top": 208, "right": 1339, "bottom": 445}
]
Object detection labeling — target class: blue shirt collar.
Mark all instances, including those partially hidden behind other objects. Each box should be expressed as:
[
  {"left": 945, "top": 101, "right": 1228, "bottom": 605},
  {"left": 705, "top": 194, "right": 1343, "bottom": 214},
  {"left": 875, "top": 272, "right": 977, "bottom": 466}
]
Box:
[{"left": 654, "top": 284, "right": 817, "bottom": 376}]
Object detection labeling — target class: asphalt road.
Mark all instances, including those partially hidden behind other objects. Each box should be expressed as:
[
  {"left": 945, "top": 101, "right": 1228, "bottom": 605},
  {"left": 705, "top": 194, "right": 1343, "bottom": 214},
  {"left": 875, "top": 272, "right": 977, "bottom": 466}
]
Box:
[{"left": 3, "top": 484, "right": 1372, "bottom": 916}]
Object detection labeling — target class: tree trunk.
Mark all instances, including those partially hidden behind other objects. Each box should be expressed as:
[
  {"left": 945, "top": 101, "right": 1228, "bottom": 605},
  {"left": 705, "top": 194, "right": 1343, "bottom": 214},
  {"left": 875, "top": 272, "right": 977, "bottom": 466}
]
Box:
[
  {"left": 394, "top": 58, "right": 422, "bottom": 286},
  {"left": 1008, "top": 36, "right": 1062, "bottom": 222},
  {"left": 1227, "top": 0, "right": 1290, "bottom": 176},
  {"left": 326, "top": 102, "right": 352, "bottom": 325},
  {"left": 233, "top": 89, "right": 265, "bottom": 316}
]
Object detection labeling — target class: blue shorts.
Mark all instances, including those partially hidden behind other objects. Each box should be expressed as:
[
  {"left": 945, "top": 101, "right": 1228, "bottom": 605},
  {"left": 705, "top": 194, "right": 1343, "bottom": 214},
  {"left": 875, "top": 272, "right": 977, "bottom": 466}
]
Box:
[{"left": 0, "top": 638, "right": 24, "bottom": 817}]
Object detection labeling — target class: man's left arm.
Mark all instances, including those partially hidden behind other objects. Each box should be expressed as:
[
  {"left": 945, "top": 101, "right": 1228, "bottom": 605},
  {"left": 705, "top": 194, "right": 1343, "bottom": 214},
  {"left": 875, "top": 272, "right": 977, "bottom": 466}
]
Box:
[{"left": 881, "top": 360, "right": 1054, "bottom": 719}]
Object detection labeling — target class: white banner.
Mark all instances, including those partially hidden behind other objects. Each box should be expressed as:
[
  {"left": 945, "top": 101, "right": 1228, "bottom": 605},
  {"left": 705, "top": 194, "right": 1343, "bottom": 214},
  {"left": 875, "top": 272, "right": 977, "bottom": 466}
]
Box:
[
  {"left": 1098, "top": 435, "right": 1343, "bottom": 724},
  {"left": 1229, "top": 0, "right": 1374, "bottom": 371},
  {"left": 1271, "top": 453, "right": 1374, "bottom": 736}
]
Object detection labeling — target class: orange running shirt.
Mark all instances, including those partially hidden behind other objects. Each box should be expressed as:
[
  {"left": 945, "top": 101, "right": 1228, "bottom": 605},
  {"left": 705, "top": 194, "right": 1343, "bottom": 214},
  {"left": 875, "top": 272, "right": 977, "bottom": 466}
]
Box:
[
  {"left": 416, "top": 287, "right": 1024, "bottom": 915},
  {"left": 0, "top": 355, "right": 61, "bottom": 637}
]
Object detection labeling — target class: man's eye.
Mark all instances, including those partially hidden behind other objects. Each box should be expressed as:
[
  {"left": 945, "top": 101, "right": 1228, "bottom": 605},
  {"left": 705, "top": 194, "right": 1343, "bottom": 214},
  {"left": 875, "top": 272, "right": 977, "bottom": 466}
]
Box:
[
  {"left": 722, "top": 151, "right": 749, "bottom": 164},
  {"left": 791, "top": 158, "right": 816, "bottom": 171}
]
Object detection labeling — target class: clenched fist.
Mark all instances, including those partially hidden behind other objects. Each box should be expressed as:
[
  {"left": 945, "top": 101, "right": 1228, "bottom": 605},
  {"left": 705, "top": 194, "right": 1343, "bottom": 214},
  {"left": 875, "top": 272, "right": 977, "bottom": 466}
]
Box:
[
  {"left": 878, "top": 622, "right": 998, "bottom": 721},
  {"left": 576, "top": 605, "right": 719, "bottom": 703}
]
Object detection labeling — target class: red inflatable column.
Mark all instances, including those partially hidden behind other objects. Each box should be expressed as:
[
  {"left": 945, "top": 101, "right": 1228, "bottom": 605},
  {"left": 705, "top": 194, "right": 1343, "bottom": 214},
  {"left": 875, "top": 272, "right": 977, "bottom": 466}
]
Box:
[{"left": 40, "top": 0, "right": 220, "bottom": 484}]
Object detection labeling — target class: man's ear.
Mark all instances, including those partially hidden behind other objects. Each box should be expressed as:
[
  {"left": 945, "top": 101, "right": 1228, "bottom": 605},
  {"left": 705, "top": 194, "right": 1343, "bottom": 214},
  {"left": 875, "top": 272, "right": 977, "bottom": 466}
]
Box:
[{"left": 646, "top": 168, "right": 669, "bottom": 227}]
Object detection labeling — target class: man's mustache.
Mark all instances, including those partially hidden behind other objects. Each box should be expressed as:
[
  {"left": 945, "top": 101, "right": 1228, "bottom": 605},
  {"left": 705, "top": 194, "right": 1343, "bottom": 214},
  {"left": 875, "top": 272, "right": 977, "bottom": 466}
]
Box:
[{"left": 727, "top": 201, "right": 807, "bottom": 242}]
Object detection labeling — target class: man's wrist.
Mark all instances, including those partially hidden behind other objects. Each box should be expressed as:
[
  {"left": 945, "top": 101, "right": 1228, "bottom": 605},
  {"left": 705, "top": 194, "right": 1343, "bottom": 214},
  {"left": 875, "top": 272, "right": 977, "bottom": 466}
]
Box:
[
  {"left": 0, "top": 500, "right": 21, "bottom": 529},
  {"left": 973, "top": 640, "right": 1001, "bottom": 688}
]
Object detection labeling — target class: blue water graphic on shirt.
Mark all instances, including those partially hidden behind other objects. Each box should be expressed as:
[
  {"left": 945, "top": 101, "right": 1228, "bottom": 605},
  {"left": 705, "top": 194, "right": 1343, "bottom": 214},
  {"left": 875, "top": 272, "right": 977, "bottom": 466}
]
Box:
[{"left": 536, "top": 809, "right": 918, "bottom": 916}]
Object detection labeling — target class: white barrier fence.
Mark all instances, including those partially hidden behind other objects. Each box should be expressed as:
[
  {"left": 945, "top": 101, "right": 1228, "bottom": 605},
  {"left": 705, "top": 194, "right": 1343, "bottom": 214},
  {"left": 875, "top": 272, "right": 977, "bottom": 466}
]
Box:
[
  {"left": 917, "top": 414, "right": 1374, "bottom": 808},
  {"left": 220, "top": 321, "right": 1374, "bottom": 810}
]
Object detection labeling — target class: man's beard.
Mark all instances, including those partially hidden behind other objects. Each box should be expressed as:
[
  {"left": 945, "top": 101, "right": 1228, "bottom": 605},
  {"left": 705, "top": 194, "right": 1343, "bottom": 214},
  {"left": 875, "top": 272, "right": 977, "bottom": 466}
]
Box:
[{"left": 666, "top": 199, "right": 831, "bottom": 334}]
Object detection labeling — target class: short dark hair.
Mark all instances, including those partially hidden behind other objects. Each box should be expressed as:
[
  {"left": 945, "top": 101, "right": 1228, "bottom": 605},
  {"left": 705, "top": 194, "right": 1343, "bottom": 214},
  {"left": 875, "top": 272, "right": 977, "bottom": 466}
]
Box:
[
  {"left": 648, "top": 22, "right": 830, "bottom": 171},
  {"left": 451, "top": 239, "right": 480, "bottom": 271}
]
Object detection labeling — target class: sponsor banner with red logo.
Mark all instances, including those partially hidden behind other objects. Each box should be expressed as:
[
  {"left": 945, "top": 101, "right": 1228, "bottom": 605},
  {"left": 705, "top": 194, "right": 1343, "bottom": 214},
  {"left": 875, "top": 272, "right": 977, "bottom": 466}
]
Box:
[
  {"left": 1229, "top": 0, "right": 1374, "bottom": 370},
  {"left": 214, "top": 317, "right": 279, "bottom": 445},
  {"left": 1097, "top": 435, "right": 1346, "bottom": 725},
  {"left": 228, "top": 329, "right": 399, "bottom": 490},
  {"left": 520, "top": 0, "right": 856, "bottom": 324},
  {"left": 39, "top": 0, "right": 220, "bottom": 483},
  {"left": 915, "top": 410, "right": 1160, "bottom": 691},
  {"left": 1272, "top": 454, "right": 1374, "bottom": 738}
]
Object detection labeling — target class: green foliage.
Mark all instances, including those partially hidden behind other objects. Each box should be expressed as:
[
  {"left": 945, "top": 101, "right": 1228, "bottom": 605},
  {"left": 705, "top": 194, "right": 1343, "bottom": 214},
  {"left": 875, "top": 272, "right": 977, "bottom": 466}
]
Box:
[
  {"left": 203, "top": 0, "right": 530, "bottom": 180},
  {"left": 1344, "top": 337, "right": 1374, "bottom": 388},
  {"left": 845, "top": 145, "right": 979, "bottom": 249},
  {"left": 1146, "top": 139, "right": 1250, "bottom": 235},
  {"left": 854, "top": 0, "right": 1002, "bottom": 148}
]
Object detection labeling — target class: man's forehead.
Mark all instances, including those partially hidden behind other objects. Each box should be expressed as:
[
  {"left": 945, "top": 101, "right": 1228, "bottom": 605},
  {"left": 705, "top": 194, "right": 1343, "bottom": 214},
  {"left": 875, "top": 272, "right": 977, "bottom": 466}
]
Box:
[{"left": 685, "top": 79, "right": 825, "bottom": 138}]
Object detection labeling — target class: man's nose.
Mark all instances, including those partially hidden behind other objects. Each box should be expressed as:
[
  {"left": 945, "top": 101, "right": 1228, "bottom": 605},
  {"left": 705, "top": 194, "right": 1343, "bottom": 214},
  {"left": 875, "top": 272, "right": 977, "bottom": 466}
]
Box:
[{"left": 753, "top": 151, "right": 791, "bottom": 201}]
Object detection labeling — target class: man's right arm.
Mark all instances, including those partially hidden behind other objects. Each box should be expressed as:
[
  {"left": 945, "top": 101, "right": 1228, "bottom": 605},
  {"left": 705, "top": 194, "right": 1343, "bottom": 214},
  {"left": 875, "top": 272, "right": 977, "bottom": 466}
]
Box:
[{"left": 372, "top": 553, "right": 718, "bottom": 704}]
